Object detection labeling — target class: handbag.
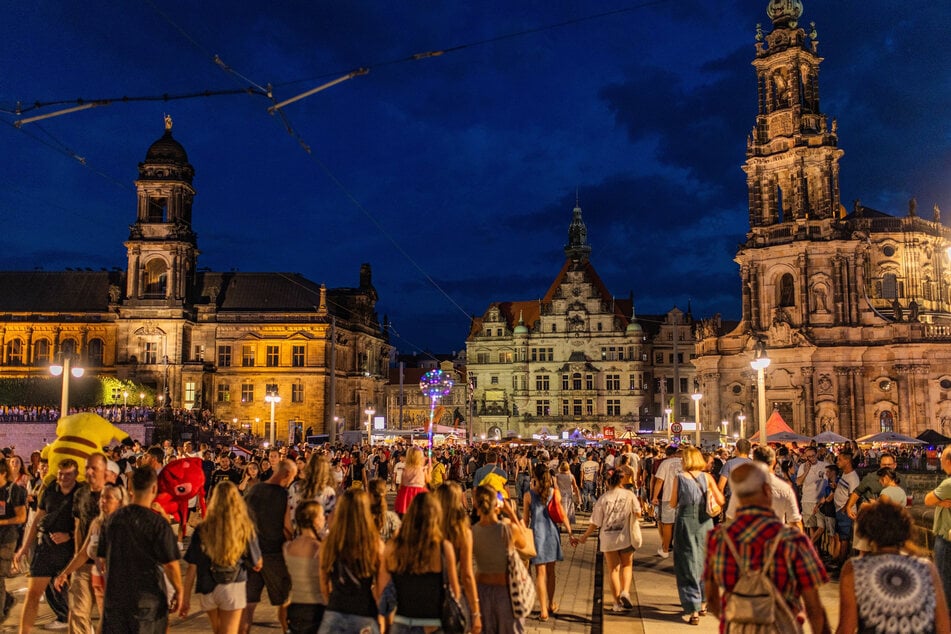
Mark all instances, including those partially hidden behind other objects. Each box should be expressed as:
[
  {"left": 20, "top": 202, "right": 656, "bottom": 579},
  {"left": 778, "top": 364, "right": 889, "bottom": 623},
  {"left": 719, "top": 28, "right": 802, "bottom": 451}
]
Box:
[
  {"left": 440, "top": 551, "right": 468, "bottom": 634},
  {"left": 506, "top": 524, "right": 537, "bottom": 620},
  {"left": 703, "top": 475, "right": 722, "bottom": 518},
  {"left": 629, "top": 500, "right": 643, "bottom": 550},
  {"left": 547, "top": 490, "right": 566, "bottom": 526},
  {"left": 515, "top": 526, "right": 537, "bottom": 561}
]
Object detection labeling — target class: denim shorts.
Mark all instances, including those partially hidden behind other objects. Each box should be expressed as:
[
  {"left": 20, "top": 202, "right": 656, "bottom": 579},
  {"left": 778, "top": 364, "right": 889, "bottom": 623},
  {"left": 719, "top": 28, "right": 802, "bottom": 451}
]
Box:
[
  {"left": 316, "top": 610, "right": 380, "bottom": 634},
  {"left": 835, "top": 510, "right": 853, "bottom": 539}
]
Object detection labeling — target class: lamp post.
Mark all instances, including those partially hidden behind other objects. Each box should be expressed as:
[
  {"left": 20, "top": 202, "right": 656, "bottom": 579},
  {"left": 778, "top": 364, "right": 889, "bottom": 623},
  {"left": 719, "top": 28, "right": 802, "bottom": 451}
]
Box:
[
  {"left": 691, "top": 390, "right": 703, "bottom": 447},
  {"left": 122, "top": 390, "right": 129, "bottom": 422},
  {"left": 750, "top": 339, "right": 771, "bottom": 444},
  {"left": 364, "top": 407, "right": 376, "bottom": 444},
  {"left": 721, "top": 419, "right": 728, "bottom": 440},
  {"left": 664, "top": 407, "right": 672, "bottom": 442},
  {"left": 50, "top": 355, "right": 84, "bottom": 419},
  {"left": 265, "top": 392, "right": 282, "bottom": 446},
  {"left": 737, "top": 413, "right": 746, "bottom": 440}
]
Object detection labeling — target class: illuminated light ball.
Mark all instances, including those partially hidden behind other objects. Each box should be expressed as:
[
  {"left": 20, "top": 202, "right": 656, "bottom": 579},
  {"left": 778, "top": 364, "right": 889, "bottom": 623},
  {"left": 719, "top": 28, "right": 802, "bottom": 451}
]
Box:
[{"left": 419, "top": 369, "right": 454, "bottom": 398}]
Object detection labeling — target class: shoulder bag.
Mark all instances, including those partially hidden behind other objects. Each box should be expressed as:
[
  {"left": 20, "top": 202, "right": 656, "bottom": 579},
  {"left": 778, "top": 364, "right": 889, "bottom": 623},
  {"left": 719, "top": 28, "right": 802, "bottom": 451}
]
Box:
[
  {"left": 440, "top": 549, "right": 468, "bottom": 634},
  {"left": 505, "top": 524, "right": 537, "bottom": 619}
]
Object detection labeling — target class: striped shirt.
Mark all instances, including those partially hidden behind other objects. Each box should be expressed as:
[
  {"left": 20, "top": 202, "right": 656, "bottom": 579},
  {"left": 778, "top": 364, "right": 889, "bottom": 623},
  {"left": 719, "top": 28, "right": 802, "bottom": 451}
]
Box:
[{"left": 704, "top": 506, "right": 828, "bottom": 632}]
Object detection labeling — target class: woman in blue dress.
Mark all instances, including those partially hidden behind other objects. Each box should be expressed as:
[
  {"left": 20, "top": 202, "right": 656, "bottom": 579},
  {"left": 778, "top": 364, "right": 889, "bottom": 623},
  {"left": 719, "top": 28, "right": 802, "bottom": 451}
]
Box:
[
  {"left": 522, "top": 462, "right": 573, "bottom": 621},
  {"left": 668, "top": 446, "right": 723, "bottom": 626}
]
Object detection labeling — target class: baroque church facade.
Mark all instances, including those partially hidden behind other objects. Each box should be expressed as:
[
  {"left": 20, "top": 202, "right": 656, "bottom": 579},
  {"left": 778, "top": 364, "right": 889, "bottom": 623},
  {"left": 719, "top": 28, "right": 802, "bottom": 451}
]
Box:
[
  {"left": 466, "top": 205, "right": 699, "bottom": 440},
  {"left": 0, "top": 119, "right": 391, "bottom": 441},
  {"left": 694, "top": 1, "right": 951, "bottom": 439}
]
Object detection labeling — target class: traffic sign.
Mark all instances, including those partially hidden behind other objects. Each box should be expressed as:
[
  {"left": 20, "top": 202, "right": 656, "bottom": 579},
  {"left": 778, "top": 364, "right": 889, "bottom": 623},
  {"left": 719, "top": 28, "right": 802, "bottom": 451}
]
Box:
[{"left": 671, "top": 422, "right": 683, "bottom": 434}]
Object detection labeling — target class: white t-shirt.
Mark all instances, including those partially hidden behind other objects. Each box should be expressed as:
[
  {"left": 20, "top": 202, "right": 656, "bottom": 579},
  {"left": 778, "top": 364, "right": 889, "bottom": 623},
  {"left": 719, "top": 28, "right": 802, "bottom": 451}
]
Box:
[
  {"left": 590, "top": 487, "right": 641, "bottom": 553},
  {"left": 797, "top": 461, "right": 826, "bottom": 504},
  {"left": 654, "top": 457, "right": 683, "bottom": 501},
  {"left": 835, "top": 469, "right": 861, "bottom": 510},
  {"left": 581, "top": 460, "right": 599, "bottom": 483},
  {"left": 725, "top": 472, "right": 802, "bottom": 524}
]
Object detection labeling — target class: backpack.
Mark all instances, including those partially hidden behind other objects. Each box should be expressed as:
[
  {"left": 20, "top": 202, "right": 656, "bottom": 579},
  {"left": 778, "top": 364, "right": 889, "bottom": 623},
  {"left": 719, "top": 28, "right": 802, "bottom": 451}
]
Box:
[{"left": 721, "top": 530, "right": 800, "bottom": 634}]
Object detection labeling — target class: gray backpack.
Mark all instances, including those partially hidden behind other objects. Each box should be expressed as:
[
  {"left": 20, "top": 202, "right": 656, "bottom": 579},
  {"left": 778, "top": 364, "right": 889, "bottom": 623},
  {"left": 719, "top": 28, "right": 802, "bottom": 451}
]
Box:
[{"left": 721, "top": 531, "right": 800, "bottom": 633}]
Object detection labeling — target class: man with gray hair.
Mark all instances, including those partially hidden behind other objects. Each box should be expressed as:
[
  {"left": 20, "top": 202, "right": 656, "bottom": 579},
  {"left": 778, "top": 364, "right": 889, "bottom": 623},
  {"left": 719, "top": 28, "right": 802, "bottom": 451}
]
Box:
[
  {"left": 724, "top": 445, "right": 802, "bottom": 530},
  {"left": 704, "top": 462, "right": 830, "bottom": 633}
]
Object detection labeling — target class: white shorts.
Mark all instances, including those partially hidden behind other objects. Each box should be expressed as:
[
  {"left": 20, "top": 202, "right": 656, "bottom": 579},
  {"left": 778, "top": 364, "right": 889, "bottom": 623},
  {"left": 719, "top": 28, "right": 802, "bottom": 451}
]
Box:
[
  {"left": 199, "top": 581, "right": 248, "bottom": 612},
  {"left": 659, "top": 503, "right": 678, "bottom": 524}
]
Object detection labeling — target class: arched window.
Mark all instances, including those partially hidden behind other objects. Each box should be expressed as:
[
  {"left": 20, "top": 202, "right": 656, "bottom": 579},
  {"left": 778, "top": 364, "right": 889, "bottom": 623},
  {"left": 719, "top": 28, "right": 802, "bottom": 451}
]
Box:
[
  {"left": 5, "top": 339, "right": 23, "bottom": 365},
  {"left": 60, "top": 338, "right": 77, "bottom": 356},
  {"left": 880, "top": 411, "right": 894, "bottom": 433},
  {"left": 778, "top": 273, "right": 796, "bottom": 307},
  {"left": 882, "top": 273, "right": 898, "bottom": 300},
  {"left": 572, "top": 373, "right": 582, "bottom": 391},
  {"left": 143, "top": 259, "right": 168, "bottom": 297},
  {"left": 87, "top": 338, "right": 104, "bottom": 367},
  {"left": 33, "top": 339, "right": 50, "bottom": 365}
]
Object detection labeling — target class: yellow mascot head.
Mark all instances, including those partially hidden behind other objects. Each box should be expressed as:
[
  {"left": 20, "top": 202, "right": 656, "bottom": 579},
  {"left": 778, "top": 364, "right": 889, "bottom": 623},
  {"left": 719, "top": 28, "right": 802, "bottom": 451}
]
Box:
[{"left": 39, "top": 413, "right": 130, "bottom": 484}]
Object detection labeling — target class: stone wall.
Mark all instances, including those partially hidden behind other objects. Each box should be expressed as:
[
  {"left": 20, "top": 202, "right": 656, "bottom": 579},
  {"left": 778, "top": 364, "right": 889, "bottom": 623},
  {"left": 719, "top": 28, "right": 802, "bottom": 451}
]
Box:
[{"left": 0, "top": 423, "right": 148, "bottom": 456}]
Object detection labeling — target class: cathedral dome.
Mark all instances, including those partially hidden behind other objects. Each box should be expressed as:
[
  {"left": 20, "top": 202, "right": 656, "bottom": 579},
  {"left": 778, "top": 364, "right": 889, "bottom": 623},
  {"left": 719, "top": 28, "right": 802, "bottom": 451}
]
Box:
[
  {"left": 145, "top": 130, "right": 189, "bottom": 164},
  {"left": 626, "top": 320, "right": 643, "bottom": 335}
]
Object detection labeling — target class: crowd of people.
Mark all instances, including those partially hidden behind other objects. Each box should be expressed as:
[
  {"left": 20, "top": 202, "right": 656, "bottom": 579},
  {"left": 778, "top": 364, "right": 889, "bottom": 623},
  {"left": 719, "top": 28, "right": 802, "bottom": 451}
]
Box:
[{"left": 0, "top": 431, "right": 949, "bottom": 633}]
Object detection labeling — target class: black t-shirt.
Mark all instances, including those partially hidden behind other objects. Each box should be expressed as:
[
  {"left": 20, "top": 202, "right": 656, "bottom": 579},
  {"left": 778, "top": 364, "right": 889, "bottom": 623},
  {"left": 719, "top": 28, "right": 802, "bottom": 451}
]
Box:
[
  {"left": 209, "top": 468, "right": 242, "bottom": 489},
  {"left": 72, "top": 485, "right": 101, "bottom": 539},
  {"left": 183, "top": 524, "right": 262, "bottom": 594},
  {"left": 244, "top": 482, "right": 288, "bottom": 554},
  {"left": 98, "top": 505, "right": 179, "bottom": 612},
  {"left": 38, "top": 483, "right": 78, "bottom": 537},
  {"left": 0, "top": 482, "right": 26, "bottom": 543}
]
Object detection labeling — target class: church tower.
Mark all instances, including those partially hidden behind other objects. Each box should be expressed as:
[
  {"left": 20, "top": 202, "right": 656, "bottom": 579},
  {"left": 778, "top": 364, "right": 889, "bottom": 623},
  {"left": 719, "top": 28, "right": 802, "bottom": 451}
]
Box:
[
  {"left": 745, "top": 0, "right": 843, "bottom": 228},
  {"left": 123, "top": 115, "right": 198, "bottom": 307}
]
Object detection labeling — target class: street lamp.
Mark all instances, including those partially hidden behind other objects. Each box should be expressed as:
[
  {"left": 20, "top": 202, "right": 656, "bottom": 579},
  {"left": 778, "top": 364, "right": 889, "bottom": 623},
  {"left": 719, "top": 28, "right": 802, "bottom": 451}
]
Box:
[
  {"left": 139, "top": 392, "right": 145, "bottom": 408},
  {"left": 737, "top": 413, "right": 746, "bottom": 440},
  {"left": 721, "top": 419, "right": 728, "bottom": 439},
  {"left": 750, "top": 339, "right": 771, "bottom": 444},
  {"left": 265, "top": 392, "right": 282, "bottom": 446},
  {"left": 664, "top": 407, "right": 673, "bottom": 441},
  {"left": 691, "top": 389, "right": 703, "bottom": 447},
  {"left": 364, "top": 407, "right": 376, "bottom": 444},
  {"left": 50, "top": 355, "right": 84, "bottom": 419},
  {"left": 122, "top": 390, "right": 129, "bottom": 422}
]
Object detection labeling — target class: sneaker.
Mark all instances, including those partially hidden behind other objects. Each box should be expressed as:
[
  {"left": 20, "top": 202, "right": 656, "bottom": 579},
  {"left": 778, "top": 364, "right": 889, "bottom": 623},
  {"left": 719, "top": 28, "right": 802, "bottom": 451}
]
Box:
[
  {"left": 656, "top": 548, "right": 670, "bottom": 559},
  {"left": 43, "top": 621, "right": 68, "bottom": 631},
  {"left": 609, "top": 601, "right": 625, "bottom": 613},
  {"left": 619, "top": 593, "right": 634, "bottom": 609}
]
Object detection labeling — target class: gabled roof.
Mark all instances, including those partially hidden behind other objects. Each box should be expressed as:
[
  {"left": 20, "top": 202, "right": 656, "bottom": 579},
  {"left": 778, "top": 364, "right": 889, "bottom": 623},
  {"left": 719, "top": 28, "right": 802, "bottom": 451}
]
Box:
[
  {"left": 0, "top": 271, "right": 121, "bottom": 313},
  {"left": 842, "top": 204, "right": 893, "bottom": 221}
]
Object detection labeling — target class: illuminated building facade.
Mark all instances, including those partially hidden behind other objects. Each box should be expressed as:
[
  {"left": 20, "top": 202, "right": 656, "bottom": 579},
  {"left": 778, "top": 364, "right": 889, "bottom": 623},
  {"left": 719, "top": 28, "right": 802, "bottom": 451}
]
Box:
[
  {"left": 0, "top": 121, "right": 390, "bottom": 440},
  {"left": 693, "top": 1, "right": 951, "bottom": 438}
]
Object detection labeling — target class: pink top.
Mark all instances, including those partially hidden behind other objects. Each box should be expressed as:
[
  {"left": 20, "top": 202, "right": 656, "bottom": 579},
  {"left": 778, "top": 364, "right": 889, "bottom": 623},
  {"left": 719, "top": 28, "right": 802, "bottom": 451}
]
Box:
[{"left": 401, "top": 465, "right": 427, "bottom": 488}]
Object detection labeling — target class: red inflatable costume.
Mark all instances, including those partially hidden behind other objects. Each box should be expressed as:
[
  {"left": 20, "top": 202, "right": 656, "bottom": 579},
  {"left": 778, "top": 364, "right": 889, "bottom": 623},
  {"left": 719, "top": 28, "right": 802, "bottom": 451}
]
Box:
[{"left": 155, "top": 457, "right": 206, "bottom": 537}]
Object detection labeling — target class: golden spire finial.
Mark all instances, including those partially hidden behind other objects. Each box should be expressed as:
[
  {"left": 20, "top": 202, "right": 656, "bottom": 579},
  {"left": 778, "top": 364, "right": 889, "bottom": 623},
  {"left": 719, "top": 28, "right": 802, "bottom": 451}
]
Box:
[{"left": 164, "top": 113, "right": 173, "bottom": 132}]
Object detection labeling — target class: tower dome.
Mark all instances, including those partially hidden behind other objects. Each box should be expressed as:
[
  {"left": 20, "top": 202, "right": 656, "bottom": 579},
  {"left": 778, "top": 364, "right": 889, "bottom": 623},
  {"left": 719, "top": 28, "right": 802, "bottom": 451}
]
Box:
[
  {"left": 145, "top": 131, "right": 189, "bottom": 163},
  {"left": 626, "top": 304, "right": 643, "bottom": 335},
  {"left": 513, "top": 310, "right": 529, "bottom": 335},
  {"left": 139, "top": 115, "right": 194, "bottom": 183},
  {"left": 766, "top": 0, "right": 803, "bottom": 28}
]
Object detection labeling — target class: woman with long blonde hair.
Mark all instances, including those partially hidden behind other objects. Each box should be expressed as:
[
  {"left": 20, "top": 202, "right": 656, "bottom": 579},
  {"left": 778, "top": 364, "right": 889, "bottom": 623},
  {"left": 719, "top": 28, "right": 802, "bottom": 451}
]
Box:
[
  {"left": 379, "top": 492, "right": 461, "bottom": 633},
  {"left": 318, "top": 489, "right": 384, "bottom": 634},
  {"left": 394, "top": 446, "right": 429, "bottom": 516},
  {"left": 288, "top": 453, "right": 337, "bottom": 529},
  {"left": 435, "top": 482, "right": 481, "bottom": 633},
  {"left": 180, "top": 481, "right": 263, "bottom": 634}
]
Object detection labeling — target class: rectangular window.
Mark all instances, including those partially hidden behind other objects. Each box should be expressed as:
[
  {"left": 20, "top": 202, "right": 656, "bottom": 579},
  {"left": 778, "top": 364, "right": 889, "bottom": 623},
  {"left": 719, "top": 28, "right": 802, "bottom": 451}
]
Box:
[
  {"left": 597, "top": 322, "right": 603, "bottom": 332},
  {"left": 217, "top": 345, "right": 232, "bottom": 367},
  {"left": 606, "top": 374, "right": 621, "bottom": 390},
  {"left": 536, "top": 400, "right": 550, "bottom": 416},
  {"left": 490, "top": 375, "right": 499, "bottom": 385},
  {"left": 680, "top": 401, "right": 690, "bottom": 418},
  {"left": 545, "top": 348, "right": 554, "bottom": 361},
  {"left": 573, "top": 375, "right": 582, "bottom": 390},
  {"left": 573, "top": 399, "right": 583, "bottom": 416},
  {"left": 217, "top": 383, "right": 230, "bottom": 402},
  {"left": 476, "top": 353, "right": 489, "bottom": 364},
  {"left": 668, "top": 354, "right": 674, "bottom": 364},
  {"left": 265, "top": 383, "right": 278, "bottom": 396},
  {"left": 530, "top": 348, "right": 538, "bottom": 362},
  {"left": 585, "top": 399, "right": 594, "bottom": 415},
  {"left": 562, "top": 400, "right": 569, "bottom": 416},
  {"left": 499, "top": 352, "right": 512, "bottom": 363},
  {"left": 680, "top": 378, "right": 689, "bottom": 393},
  {"left": 585, "top": 375, "right": 593, "bottom": 390},
  {"left": 471, "top": 376, "right": 478, "bottom": 389},
  {"left": 111, "top": 387, "right": 122, "bottom": 402},
  {"left": 607, "top": 399, "right": 621, "bottom": 416},
  {"left": 292, "top": 345, "right": 305, "bottom": 367},
  {"left": 242, "top": 345, "right": 255, "bottom": 367},
  {"left": 655, "top": 352, "right": 664, "bottom": 365},
  {"left": 666, "top": 378, "right": 674, "bottom": 394},
  {"left": 241, "top": 383, "right": 254, "bottom": 403},
  {"left": 194, "top": 345, "right": 204, "bottom": 362},
  {"left": 184, "top": 382, "right": 196, "bottom": 403},
  {"left": 292, "top": 383, "right": 304, "bottom": 403},
  {"left": 266, "top": 345, "right": 280, "bottom": 367},
  {"left": 535, "top": 375, "right": 550, "bottom": 391},
  {"left": 677, "top": 352, "right": 684, "bottom": 364},
  {"left": 562, "top": 374, "right": 569, "bottom": 390},
  {"left": 629, "top": 374, "right": 638, "bottom": 390},
  {"left": 143, "top": 342, "right": 157, "bottom": 365}
]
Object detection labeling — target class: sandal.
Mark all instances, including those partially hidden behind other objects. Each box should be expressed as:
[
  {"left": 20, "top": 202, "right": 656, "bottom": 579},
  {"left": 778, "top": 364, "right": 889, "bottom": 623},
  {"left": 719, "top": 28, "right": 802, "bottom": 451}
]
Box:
[
  {"left": 689, "top": 615, "right": 700, "bottom": 626},
  {"left": 539, "top": 614, "right": 549, "bottom": 622},
  {"left": 550, "top": 602, "right": 559, "bottom": 614}
]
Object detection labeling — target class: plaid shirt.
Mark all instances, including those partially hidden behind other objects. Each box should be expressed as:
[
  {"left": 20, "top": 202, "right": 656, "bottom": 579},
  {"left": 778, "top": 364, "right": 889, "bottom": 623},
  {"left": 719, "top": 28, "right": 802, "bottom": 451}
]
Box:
[{"left": 704, "top": 506, "right": 828, "bottom": 632}]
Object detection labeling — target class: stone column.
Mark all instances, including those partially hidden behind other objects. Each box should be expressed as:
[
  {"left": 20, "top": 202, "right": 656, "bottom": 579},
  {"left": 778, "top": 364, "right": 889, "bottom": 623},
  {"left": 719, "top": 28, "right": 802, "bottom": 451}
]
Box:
[
  {"left": 894, "top": 364, "right": 912, "bottom": 435},
  {"left": 25, "top": 328, "right": 34, "bottom": 366},
  {"left": 741, "top": 265, "right": 752, "bottom": 323},
  {"left": 801, "top": 366, "right": 815, "bottom": 435},
  {"left": 798, "top": 253, "right": 809, "bottom": 327},
  {"left": 750, "top": 266, "right": 762, "bottom": 330},
  {"left": 835, "top": 366, "right": 853, "bottom": 439},
  {"left": 846, "top": 255, "right": 860, "bottom": 325},
  {"left": 702, "top": 372, "right": 721, "bottom": 430},
  {"left": 831, "top": 256, "right": 844, "bottom": 325},
  {"left": 851, "top": 367, "right": 866, "bottom": 437}
]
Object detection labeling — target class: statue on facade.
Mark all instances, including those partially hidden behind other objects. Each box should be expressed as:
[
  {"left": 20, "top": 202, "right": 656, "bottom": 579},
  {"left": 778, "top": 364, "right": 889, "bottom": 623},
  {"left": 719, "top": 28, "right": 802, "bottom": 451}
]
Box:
[
  {"left": 892, "top": 298, "right": 904, "bottom": 322},
  {"left": 811, "top": 285, "right": 829, "bottom": 313},
  {"left": 909, "top": 299, "right": 920, "bottom": 322},
  {"left": 909, "top": 197, "right": 917, "bottom": 217},
  {"left": 935, "top": 204, "right": 942, "bottom": 223},
  {"left": 108, "top": 284, "right": 121, "bottom": 304},
  {"left": 164, "top": 113, "right": 173, "bottom": 132}
]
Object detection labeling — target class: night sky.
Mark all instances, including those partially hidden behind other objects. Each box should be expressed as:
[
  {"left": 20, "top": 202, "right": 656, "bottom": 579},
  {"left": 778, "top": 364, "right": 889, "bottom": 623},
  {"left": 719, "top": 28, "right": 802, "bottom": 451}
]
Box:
[{"left": 1, "top": 1, "right": 949, "bottom": 354}]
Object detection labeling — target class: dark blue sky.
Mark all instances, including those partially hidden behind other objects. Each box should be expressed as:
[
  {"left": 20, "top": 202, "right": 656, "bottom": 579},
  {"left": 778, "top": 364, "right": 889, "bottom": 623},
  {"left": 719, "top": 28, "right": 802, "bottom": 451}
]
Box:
[{"left": 1, "top": 1, "right": 949, "bottom": 353}]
